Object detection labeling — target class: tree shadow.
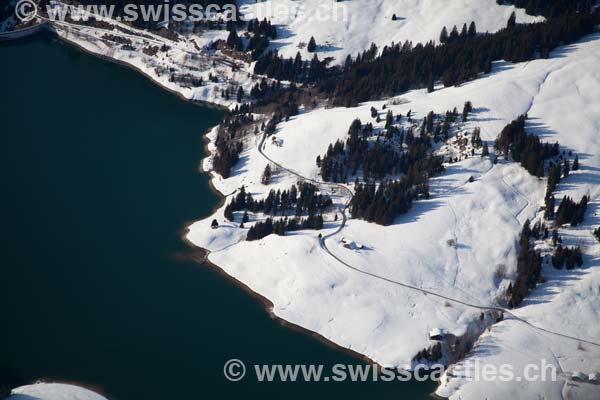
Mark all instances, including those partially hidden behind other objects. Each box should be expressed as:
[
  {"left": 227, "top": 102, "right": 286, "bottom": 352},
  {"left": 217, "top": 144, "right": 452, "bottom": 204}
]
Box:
[{"left": 549, "top": 32, "right": 600, "bottom": 58}]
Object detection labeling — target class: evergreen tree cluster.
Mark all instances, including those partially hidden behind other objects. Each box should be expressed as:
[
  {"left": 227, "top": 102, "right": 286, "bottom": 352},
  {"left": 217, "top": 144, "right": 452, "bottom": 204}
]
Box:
[
  {"left": 499, "top": 0, "right": 595, "bottom": 17},
  {"left": 212, "top": 112, "right": 254, "bottom": 178},
  {"left": 555, "top": 195, "right": 589, "bottom": 227},
  {"left": 494, "top": 115, "right": 559, "bottom": 177},
  {"left": 246, "top": 214, "right": 324, "bottom": 241},
  {"left": 318, "top": 114, "right": 447, "bottom": 184},
  {"left": 225, "top": 25, "right": 243, "bottom": 51},
  {"left": 328, "top": 10, "right": 598, "bottom": 106},
  {"left": 594, "top": 227, "right": 600, "bottom": 242},
  {"left": 507, "top": 220, "right": 542, "bottom": 308},
  {"left": 316, "top": 108, "right": 480, "bottom": 225},
  {"left": 246, "top": 18, "right": 277, "bottom": 39},
  {"left": 551, "top": 244, "right": 583, "bottom": 269},
  {"left": 250, "top": 78, "right": 285, "bottom": 102},
  {"left": 543, "top": 156, "right": 578, "bottom": 219},
  {"left": 254, "top": 50, "right": 331, "bottom": 82},
  {"left": 250, "top": 79, "right": 300, "bottom": 120},
  {"left": 350, "top": 177, "right": 432, "bottom": 226},
  {"left": 224, "top": 183, "right": 332, "bottom": 222},
  {"left": 413, "top": 342, "right": 442, "bottom": 362},
  {"left": 439, "top": 22, "right": 478, "bottom": 43},
  {"left": 223, "top": 18, "right": 276, "bottom": 60},
  {"left": 245, "top": 18, "right": 277, "bottom": 60}
]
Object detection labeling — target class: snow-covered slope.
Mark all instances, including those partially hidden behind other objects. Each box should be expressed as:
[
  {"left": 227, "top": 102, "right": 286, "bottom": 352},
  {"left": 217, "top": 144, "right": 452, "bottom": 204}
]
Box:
[
  {"left": 240, "top": 0, "right": 541, "bottom": 64},
  {"left": 8, "top": 383, "right": 108, "bottom": 400},
  {"left": 436, "top": 34, "right": 600, "bottom": 400},
  {"left": 188, "top": 33, "right": 600, "bottom": 399}
]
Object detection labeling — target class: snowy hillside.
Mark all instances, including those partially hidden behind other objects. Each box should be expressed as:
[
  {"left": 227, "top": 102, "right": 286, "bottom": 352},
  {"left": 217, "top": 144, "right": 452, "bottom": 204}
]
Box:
[
  {"left": 436, "top": 33, "right": 600, "bottom": 400},
  {"left": 240, "top": 0, "right": 541, "bottom": 64},
  {"left": 188, "top": 32, "right": 600, "bottom": 399}
]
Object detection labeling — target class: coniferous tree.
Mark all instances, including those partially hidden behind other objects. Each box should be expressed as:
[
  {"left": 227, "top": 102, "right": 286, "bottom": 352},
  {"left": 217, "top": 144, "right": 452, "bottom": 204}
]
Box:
[
  {"left": 307, "top": 36, "right": 317, "bottom": 52},
  {"left": 460, "top": 23, "right": 468, "bottom": 39},
  {"left": 226, "top": 26, "right": 243, "bottom": 51},
  {"left": 468, "top": 21, "right": 477, "bottom": 38},
  {"left": 482, "top": 143, "right": 490, "bottom": 157},
  {"left": 507, "top": 11, "right": 517, "bottom": 28},
  {"left": 544, "top": 194, "right": 555, "bottom": 219},
  {"left": 552, "top": 228, "right": 559, "bottom": 246},
  {"left": 462, "top": 101, "right": 473, "bottom": 122},
  {"left": 572, "top": 155, "right": 579, "bottom": 171},
  {"left": 439, "top": 26, "right": 448, "bottom": 44},
  {"left": 261, "top": 164, "right": 272, "bottom": 185}
]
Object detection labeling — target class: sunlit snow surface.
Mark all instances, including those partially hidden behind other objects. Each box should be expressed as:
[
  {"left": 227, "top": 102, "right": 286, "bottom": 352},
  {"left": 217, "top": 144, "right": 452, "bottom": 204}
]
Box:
[{"left": 189, "top": 34, "right": 600, "bottom": 400}]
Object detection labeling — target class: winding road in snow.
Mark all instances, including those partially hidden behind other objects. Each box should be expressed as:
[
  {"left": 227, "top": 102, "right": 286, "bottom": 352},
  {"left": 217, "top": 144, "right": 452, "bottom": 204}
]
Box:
[{"left": 257, "top": 129, "right": 600, "bottom": 348}]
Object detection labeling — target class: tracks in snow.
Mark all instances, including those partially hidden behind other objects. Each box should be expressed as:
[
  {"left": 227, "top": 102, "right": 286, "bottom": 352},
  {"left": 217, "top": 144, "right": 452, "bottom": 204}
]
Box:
[{"left": 256, "top": 130, "right": 600, "bottom": 347}]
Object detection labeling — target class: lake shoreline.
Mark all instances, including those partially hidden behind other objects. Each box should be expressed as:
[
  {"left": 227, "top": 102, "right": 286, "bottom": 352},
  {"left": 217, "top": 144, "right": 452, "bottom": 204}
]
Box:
[
  {"left": 45, "top": 25, "right": 385, "bottom": 372},
  {"left": 43, "top": 28, "right": 230, "bottom": 113},
  {"left": 188, "top": 128, "right": 436, "bottom": 400},
  {"left": 56, "top": 26, "right": 436, "bottom": 391},
  {"left": 180, "top": 128, "right": 382, "bottom": 369},
  {"left": 15, "top": 31, "right": 438, "bottom": 398}
]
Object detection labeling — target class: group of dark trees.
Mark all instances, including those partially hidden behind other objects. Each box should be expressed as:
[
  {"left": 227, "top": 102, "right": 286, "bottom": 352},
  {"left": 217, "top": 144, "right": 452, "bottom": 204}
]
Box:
[
  {"left": 212, "top": 112, "right": 255, "bottom": 178},
  {"left": 225, "top": 18, "right": 277, "bottom": 60},
  {"left": 254, "top": 50, "right": 332, "bottom": 82},
  {"left": 245, "top": 1, "right": 597, "bottom": 105},
  {"left": 552, "top": 244, "right": 584, "bottom": 269},
  {"left": 317, "top": 114, "right": 450, "bottom": 225},
  {"left": 555, "top": 195, "right": 589, "bottom": 226},
  {"left": 594, "top": 227, "right": 600, "bottom": 242},
  {"left": 413, "top": 342, "right": 442, "bottom": 362},
  {"left": 318, "top": 111, "right": 449, "bottom": 184},
  {"left": 439, "top": 21, "right": 478, "bottom": 44},
  {"left": 224, "top": 183, "right": 332, "bottom": 222},
  {"left": 499, "top": 0, "right": 596, "bottom": 17},
  {"left": 328, "top": 9, "right": 599, "bottom": 106},
  {"left": 507, "top": 220, "right": 542, "bottom": 308},
  {"left": 350, "top": 177, "right": 432, "bottom": 226},
  {"left": 246, "top": 214, "right": 324, "bottom": 241},
  {"left": 249, "top": 78, "right": 300, "bottom": 117},
  {"left": 494, "top": 115, "right": 559, "bottom": 177}
]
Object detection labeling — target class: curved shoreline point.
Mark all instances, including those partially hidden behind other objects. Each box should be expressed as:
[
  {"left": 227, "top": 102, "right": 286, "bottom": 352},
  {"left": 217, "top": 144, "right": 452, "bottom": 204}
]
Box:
[
  {"left": 180, "top": 126, "right": 388, "bottom": 373},
  {"left": 8, "top": 382, "right": 109, "bottom": 400}
]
